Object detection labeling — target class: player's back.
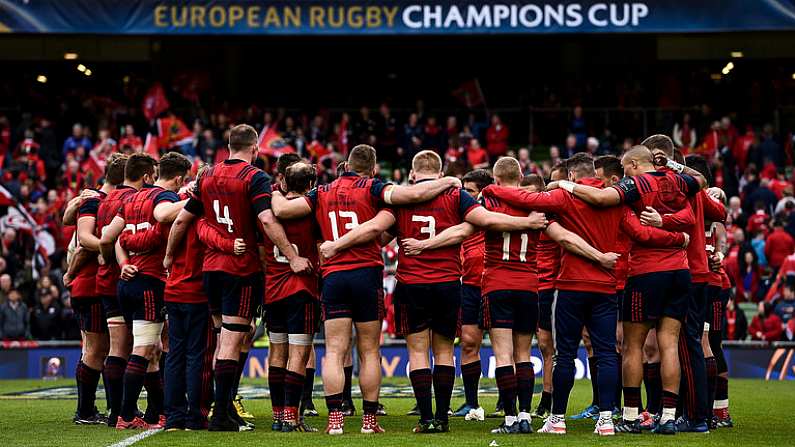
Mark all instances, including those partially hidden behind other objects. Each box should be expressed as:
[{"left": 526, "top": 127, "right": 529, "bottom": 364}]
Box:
[
  {"left": 394, "top": 186, "right": 472, "bottom": 284},
  {"left": 263, "top": 211, "right": 319, "bottom": 303},
  {"left": 618, "top": 171, "right": 695, "bottom": 276},
  {"left": 121, "top": 185, "right": 171, "bottom": 280},
  {"left": 71, "top": 189, "right": 106, "bottom": 298},
  {"left": 461, "top": 230, "right": 485, "bottom": 287},
  {"left": 311, "top": 173, "right": 387, "bottom": 276},
  {"left": 95, "top": 185, "right": 137, "bottom": 296},
  {"left": 166, "top": 192, "right": 205, "bottom": 302},
  {"left": 198, "top": 161, "right": 263, "bottom": 276},
  {"left": 536, "top": 230, "right": 560, "bottom": 292},
  {"left": 481, "top": 193, "right": 539, "bottom": 295}
]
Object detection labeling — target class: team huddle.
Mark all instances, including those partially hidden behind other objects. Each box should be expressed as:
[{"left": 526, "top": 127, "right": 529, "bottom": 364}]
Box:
[{"left": 62, "top": 124, "right": 735, "bottom": 436}]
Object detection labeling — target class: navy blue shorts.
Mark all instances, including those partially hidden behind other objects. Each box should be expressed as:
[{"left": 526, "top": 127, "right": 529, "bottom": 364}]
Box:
[
  {"left": 622, "top": 270, "right": 691, "bottom": 322},
  {"left": 481, "top": 290, "right": 539, "bottom": 334},
  {"left": 706, "top": 285, "right": 726, "bottom": 333},
  {"left": 538, "top": 289, "right": 555, "bottom": 331},
  {"left": 203, "top": 272, "right": 263, "bottom": 321},
  {"left": 118, "top": 274, "right": 165, "bottom": 323},
  {"left": 265, "top": 292, "right": 320, "bottom": 336},
  {"left": 321, "top": 267, "right": 384, "bottom": 323},
  {"left": 100, "top": 294, "right": 123, "bottom": 321},
  {"left": 394, "top": 281, "right": 461, "bottom": 340},
  {"left": 460, "top": 284, "right": 482, "bottom": 326},
  {"left": 73, "top": 296, "right": 108, "bottom": 333}
]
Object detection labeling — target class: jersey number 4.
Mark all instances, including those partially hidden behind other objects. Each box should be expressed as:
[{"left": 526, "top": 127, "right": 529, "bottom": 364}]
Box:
[
  {"left": 328, "top": 211, "right": 359, "bottom": 241},
  {"left": 213, "top": 200, "right": 234, "bottom": 233}
]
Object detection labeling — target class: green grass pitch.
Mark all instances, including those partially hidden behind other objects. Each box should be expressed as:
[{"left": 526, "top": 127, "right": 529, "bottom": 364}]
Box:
[{"left": 0, "top": 378, "right": 792, "bottom": 447}]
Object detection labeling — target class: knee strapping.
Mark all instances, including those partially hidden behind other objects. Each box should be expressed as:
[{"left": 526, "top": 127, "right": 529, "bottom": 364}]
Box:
[
  {"left": 288, "top": 333, "right": 313, "bottom": 346},
  {"left": 269, "top": 332, "right": 288, "bottom": 344},
  {"left": 223, "top": 322, "right": 251, "bottom": 333},
  {"left": 132, "top": 321, "right": 164, "bottom": 347}
]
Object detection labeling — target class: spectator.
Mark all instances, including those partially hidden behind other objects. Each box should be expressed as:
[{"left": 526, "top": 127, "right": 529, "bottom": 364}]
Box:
[
  {"left": 746, "top": 201, "right": 771, "bottom": 237},
  {"left": 727, "top": 195, "right": 746, "bottom": 231},
  {"left": 773, "top": 281, "right": 795, "bottom": 324},
  {"left": 376, "top": 103, "right": 398, "bottom": 159},
  {"left": 737, "top": 247, "right": 761, "bottom": 302},
  {"left": 422, "top": 116, "right": 444, "bottom": 153},
  {"left": 564, "top": 133, "right": 578, "bottom": 158},
  {"left": 62, "top": 123, "right": 92, "bottom": 160},
  {"left": 774, "top": 186, "right": 795, "bottom": 217},
  {"left": 402, "top": 113, "right": 423, "bottom": 160},
  {"left": 748, "top": 178, "right": 778, "bottom": 215},
  {"left": 119, "top": 124, "right": 142, "bottom": 151},
  {"left": 765, "top": 218, "right": 795, "bottom": 277},
  {"left": 759, "top": 123, "right": 782, "bottom": 166},
  {"left": 485, "top": 114, "right": 509, "bottom": 160},
  {"left": 569, "top": 105, "right": 586, "bottom": 150},
  {"left": 517, "top": 148, "right": 533, "bottom": 175},
  {"left": 0, "top": 273, "right": 11, "bottom": 305},
  {"left": 466, "top": 139, "right": 489, "bottom": 170},
  {"left": 30, "top": 284, "right": 62, "bottom": 340},
  {"left": 749, "top": 301, "right": 783, "bottom": 341},
  {"left": 586, "top": 137, "right": 599, "bottom": 155},
  {"left": 769, "top": 168, "right": 789, "bottom": 199},
  {"left": 673, "top": 112, "right": 697, "bottom": 151},
  {"left": 549, "top": 145, "right": 562, "bottom": 167},
  {"left": 0, "top": 289, "right": 30, "bottom": 340},
  {"left": 723, "top": 297, "right": 748, "bottom": 341},
  {"left": 750, "top": 230, "right": 767, "bottom": 269}
]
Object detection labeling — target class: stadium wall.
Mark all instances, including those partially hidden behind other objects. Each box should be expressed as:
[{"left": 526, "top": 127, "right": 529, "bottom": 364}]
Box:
[{"left": 2, "top": 342, "right": 794, "bottom": 381}]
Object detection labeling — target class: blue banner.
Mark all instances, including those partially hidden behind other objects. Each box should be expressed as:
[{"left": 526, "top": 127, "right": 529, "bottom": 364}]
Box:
[
  {"left": 3, "top": 344, "right": 795, "bottom": 380},
  {"left": 0, "top": 1, "right": 794, "bottom": 35}
]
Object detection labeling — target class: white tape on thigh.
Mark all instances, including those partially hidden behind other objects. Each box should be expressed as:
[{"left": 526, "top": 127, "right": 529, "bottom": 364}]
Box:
[
  {"left": 132, "top": 321, "right": 164, "bottom": 347},
  {"left": 269, "top": 332, "right": 288, "bottom": 344},
  {"left": 288, "top": 333, "right": 313, "bottom": 346},
  {"left": 704, "top": 322, "right": 710, "bottom": 332}
]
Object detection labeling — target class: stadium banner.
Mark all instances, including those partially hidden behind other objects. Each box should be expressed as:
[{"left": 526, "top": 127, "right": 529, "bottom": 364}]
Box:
[
  {"left": 0, "top": 1, "right": 794, "bottom": 35},
  {"left": 2, "top": 344, "right": 795, "bottom": 380}
]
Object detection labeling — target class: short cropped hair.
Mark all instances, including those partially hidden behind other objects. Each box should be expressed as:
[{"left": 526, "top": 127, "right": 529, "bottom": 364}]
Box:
[
  {"left": 125, "top": 153, "right": 157, "bottom": 182},
  {"left": 104, "top": 153, "right": 128, "bottom": 186},
  {"left": 158, "top": 152, "right": 192, "bottom": 181},
  {"left": 277, "top": 153, "right": 302, "bottom": 176},
  {"left": 594, "top": 155, "right": 622, "bottom": 179},
  {"left": 641, "top": 134, "right": 675, "bottom": 157},
  {"left": 566, "top": 153, "right": 595, "bottom": 178},
  {"left": 412, "top": 150, "right": 442, "bottom": 174},
  {"left": 685, "top": 154, "right": 712, "bottom": 187},
  {"left": 347, "top": 144, "right": 377, "bottom": 174},
  {"left": 493, "top": 157, "right": 522, "bottom": 184},
  {"left": 461, "top": 169, "right": 494, "bottom": 191},
  {"left": 229, "top": 124, "right": 258, "bottom": 152},
  {"left": 521, "top": 173, "right": 545, "bottom": 191},
  {"left": 285, "top": 162, "right": 316, "bottom": 194}
]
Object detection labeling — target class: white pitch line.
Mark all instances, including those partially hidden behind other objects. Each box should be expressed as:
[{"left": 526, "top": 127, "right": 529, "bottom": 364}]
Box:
[{"left": 107, "top": 428, "right": 162, "bottom": 447}]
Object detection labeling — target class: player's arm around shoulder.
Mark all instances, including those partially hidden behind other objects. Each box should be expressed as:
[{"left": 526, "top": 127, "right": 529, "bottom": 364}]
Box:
[
  {"left": 383, "top": 176, "right": 461, "bottom": 205},
  {"left": 271, "top": 188, "right": 313, "bottom": 219},
  {"left": 402, "top": 222, "right": 476, "bottom": 256},
  {"left": 319, "top": 209, "right": 396, "bottom": 260},
  {"left": 553, "top": 179, "right": 622, "bottom": 207},
  {"left": 464, "top": 203, "right": 547, "bottom": 232}
]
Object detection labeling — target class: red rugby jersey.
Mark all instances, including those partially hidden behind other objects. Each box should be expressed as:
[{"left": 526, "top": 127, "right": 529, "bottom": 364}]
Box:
[
  {"left": 485, "top": 178, "right": 686, "bottom": 294},
  {"left": 118, "top": 185, "right": 179, "bottom": 281},
  {"left": 460, "top": 231, "right": 485, "bottom": 287},
  {"left": 536, "top": 231, "right": 561, "bottom": 292},
  {"left": 393, "top": 186, "right": 479, "bottom": 284},
  {"left": 480, "top": 190, "right": 539, "bottom": 295},
  {"left": 614, "top": 220, "right": 631, "bottom": 292},
  {"left": 261, "top": 212, "right": 319, "bottom": 304},
  {"left": 184, "top": 159, "right": 271, "bottom": 277},
  {"left": 95, "top": 185, "right": 137, "bottom": 297},
  {"left": 612, "top": 171, "right": 699, "bottom": 276},
  {"left": 305, "top": 172, "right": 389, "bottom": 277},
  {"left": 683, "top": 191, "right": 727, "bottom": 284},
  {"left": 70, "top": 190, "right": 106, "bottom": 299}
]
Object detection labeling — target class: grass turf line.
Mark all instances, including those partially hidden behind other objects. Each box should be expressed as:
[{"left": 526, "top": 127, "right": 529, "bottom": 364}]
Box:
[{"left": 0, "top": 379, "right": 792, "bottom": 447}]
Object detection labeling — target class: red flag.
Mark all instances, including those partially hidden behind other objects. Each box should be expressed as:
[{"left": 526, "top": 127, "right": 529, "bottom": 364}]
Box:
[
  {"left": 142, "top": 83, "right": 170, "bottom": 121},
  {"left": 258, "top": 127, "right": 295, "bottom": 158},
  {"left": 307, "top": 140, "right": 330, "bottom": 160},
  {"left": 452, "top": 79, "right": 485, "bottom": 108},
  {"left": 156, "top": 117, "right": 194, "bottom": 149},
  {"left": 172, "top": 72, "right": 209, "bottom": 103},
  {"left": 143, "top": 132, "right": 160, "bottom": 160},
  {"left": 81, "top": 153, "right": 104, "bottom": 186}
]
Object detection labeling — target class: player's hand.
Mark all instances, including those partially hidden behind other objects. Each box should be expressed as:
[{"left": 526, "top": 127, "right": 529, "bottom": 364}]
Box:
[
  {"left": 319, "top": 241, "right": 338, "bottom": 260},
  {"left": 653, "top": 153, "right": 668, "bottom": 167},
  {"left": 80, "top": 189, "right": 101, "bottom": 200},
  {"left": 163, "top": 254, "right": 174, "bottom": 270},
  {"left": 62, "top": 272, "right": 72, "bottom": 287},
  {"left": 707, "top": 187, "right": 726, "bottom": 203},
  {"left": 233, "top": 238, "right": 246, "bottom": 255},
  {"left": 640, "top": 206, "right": 663, "bottom": 227},
  {"left": 709, "top": 252, "right": 724, "bottom": 271},
  {"left": 402, "top": 238, "right": 426, "bottom": 256},
  {"left": 526, "top": 211, "right": 548, "bottom": 229},
  {"left": 598, "top": 252, "right": 620, "bottom": 269},
  {"left": 289, "top": 256, "right": 313, "bottom": 274},
  {"left": 681, "top": 232, "right": 690, "bottom": 248},
  {"left": 443, "top": 176, "right": 462, "bottom": 189},
  {"left": 97, "top": 253, "right": 106, "bottom": 266},
  {"left": 545, "top": 181, "right": 559, "bottom": 191},
  {"left": 120, "top": 264, "right": 138, "bottom": 281}
]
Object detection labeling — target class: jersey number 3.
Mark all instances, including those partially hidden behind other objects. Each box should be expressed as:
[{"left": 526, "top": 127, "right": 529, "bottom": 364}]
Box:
[{"left": 213, "top": 200, "right": 234, "bottom": 233}]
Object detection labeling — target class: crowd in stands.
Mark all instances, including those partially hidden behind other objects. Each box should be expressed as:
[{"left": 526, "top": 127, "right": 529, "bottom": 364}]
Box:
[{"left": 1, "top": 83, "right": 794, "bottom": 342}]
